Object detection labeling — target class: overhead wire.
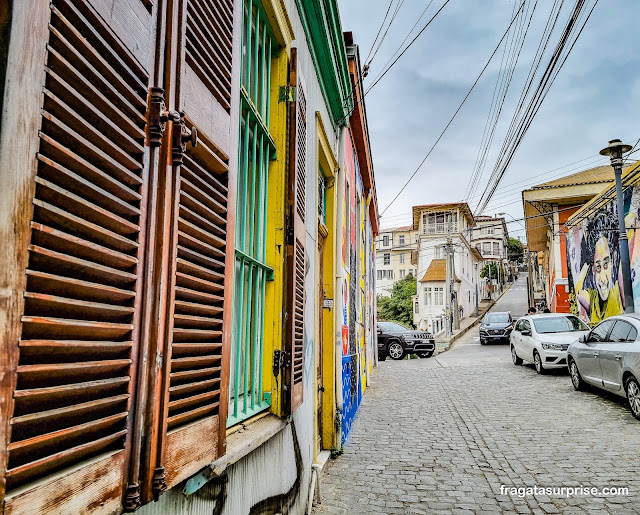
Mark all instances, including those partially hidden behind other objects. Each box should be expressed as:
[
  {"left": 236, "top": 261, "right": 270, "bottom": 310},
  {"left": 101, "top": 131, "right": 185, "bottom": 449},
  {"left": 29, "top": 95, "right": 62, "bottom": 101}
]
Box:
[
  {"left": 476, "top": 0, "right": 601, "bottom": 213},
  {"left": 379, "top": 0, "right": 529, "bottom": 216}
]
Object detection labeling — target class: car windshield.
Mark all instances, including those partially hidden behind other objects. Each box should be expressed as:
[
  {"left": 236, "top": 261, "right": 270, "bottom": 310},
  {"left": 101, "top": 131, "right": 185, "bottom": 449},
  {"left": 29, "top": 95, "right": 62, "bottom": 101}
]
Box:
[
  {"left": 532, "top": 316, "right": 589, "bottom": 334},
  {"left": 378, "top": 322, "right": 411, "bottom": 332},
  {"left": 484, "top": 313, "right": 510, "bottom": 323}
]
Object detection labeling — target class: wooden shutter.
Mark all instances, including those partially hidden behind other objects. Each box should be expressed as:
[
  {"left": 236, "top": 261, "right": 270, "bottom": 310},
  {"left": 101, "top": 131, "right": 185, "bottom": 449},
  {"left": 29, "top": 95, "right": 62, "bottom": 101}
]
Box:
[
  {"left": 284, "top": 49, "right": 306, "bottom": 413},
  {"left": 1, "top": 0, "right": 157, "bottom": 512},
  {"left": 144, "top": 0, "right": 235, "bottom": 499}
]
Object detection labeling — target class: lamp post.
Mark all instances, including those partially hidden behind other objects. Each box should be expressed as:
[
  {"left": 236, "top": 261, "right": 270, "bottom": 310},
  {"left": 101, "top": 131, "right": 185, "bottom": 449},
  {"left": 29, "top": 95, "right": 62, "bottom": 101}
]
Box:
[{"left": 600, "top": 139, "right": 634, "bottom": 314}]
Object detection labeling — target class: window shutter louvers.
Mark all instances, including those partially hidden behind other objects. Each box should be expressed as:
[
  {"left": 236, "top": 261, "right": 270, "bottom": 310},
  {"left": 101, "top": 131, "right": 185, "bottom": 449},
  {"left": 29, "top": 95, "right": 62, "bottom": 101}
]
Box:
[
  {"left": 3, "top": 0, "right": 156, "bottom": 511},
  {"left": 285, "top": 49, "right": 306, "bottom": 413}
]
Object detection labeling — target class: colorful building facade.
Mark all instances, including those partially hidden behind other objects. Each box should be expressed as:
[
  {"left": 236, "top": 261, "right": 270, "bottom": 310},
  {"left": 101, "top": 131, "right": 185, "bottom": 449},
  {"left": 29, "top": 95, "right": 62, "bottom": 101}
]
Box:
[
  {"left": 566, "top": 163, "right": 640, "bottom": 324},
  {"left": 0, "top": 0, "right": 377, "bottom": 514}
]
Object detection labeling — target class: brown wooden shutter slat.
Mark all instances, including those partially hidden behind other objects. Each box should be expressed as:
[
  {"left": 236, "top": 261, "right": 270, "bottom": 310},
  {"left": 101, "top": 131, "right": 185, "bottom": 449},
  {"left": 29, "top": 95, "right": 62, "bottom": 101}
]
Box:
[
  {"left": 184, "top": 0, "right": 233, "bottom": 112},
  {"left": 5, "top": 0, "right": 149, "bottom": 494},
  {"left": 39, "top": 137, "right": 143, "bottom": 200},
  {"left": 26, "top": 271, "right": 135, "bottom": 305},
  {"left": 6, "top": 430, "right": 128, "bottom": 488}
]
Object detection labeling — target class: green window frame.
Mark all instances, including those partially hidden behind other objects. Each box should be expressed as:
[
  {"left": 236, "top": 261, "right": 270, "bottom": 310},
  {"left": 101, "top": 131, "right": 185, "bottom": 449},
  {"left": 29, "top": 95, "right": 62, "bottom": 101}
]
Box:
[{"left": 229, "top": 0, "right": 277, "bottom": 427}]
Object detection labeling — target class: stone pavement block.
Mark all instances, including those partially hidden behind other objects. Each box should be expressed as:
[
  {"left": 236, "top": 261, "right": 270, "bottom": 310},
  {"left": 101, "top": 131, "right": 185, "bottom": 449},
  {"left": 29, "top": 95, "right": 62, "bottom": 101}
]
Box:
[{"left": 313, "top": 279, "right": 640, "bottom": 515}]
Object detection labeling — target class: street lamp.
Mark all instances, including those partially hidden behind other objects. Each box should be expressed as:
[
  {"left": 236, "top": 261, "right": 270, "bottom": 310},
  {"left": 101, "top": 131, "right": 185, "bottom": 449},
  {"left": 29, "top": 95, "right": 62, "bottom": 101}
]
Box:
[{"left": 600, "top": 139, "right": 634, "bottom": 314}]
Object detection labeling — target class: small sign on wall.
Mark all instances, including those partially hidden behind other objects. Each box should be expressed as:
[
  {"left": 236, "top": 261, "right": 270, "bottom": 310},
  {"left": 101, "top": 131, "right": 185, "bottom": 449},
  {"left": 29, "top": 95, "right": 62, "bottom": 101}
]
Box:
[{"left": 323, "top": 299, "right": 333, "bottom": 309}]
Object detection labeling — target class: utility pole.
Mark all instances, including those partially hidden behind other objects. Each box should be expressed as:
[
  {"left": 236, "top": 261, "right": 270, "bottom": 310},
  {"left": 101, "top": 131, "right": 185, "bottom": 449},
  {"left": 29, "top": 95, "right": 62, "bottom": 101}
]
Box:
[
  {"left": 487, "top": 259, "right": 492, "bottom": 300},
  {"left": 445, "top": 213, "right": 452, "bottom": 337},
  {"left": 474, "top": 263, "right": 479, "bottom": 316},
  {"left": 600, "top": 139, "right": 635, "bottom": 313}
]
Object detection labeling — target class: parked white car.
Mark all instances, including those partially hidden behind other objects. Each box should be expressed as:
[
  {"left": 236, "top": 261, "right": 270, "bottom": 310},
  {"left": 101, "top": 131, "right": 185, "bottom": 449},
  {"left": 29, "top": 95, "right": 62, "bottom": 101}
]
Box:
[
  {"left": 567, "top": 314, "right": 640, "bottom": 420},
  {"left": 510, "top": 314, "right": 590, "bottom": 374}
]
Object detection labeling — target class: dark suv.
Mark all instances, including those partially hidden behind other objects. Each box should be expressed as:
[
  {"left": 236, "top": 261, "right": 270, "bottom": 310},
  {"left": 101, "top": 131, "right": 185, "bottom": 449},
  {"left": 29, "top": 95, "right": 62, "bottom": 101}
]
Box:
[
  {"left": 479, "top": 312, "right": 513, "bottom": 345},
  {"left": 377, "top": 321, "right": 435, "bottom": 360}
]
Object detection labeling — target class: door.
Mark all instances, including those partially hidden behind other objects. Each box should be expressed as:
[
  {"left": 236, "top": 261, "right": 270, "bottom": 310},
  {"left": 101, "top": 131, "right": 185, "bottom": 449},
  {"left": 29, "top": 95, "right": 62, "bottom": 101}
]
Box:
[
  {"left": 577, "top": 319, "right": 614, "bottom": 384},
  {"left": 599, "top": 320, "right": 636, "bottom": 391},
  {"left": 520, "top": 319, "right": 535, "bottom": 361},
  {"left": 512, "top": 319, "right": 524, "bottom": 354},
  {"left": 317, "top": 234, "right": 324, "bottom": 453}
]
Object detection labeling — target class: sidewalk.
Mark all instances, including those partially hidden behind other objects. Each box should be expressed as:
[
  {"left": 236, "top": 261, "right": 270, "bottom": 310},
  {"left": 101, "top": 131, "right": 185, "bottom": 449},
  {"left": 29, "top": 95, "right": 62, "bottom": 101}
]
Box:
[{"left": 433, "top": 282, "right": 514, "bottom": 355}]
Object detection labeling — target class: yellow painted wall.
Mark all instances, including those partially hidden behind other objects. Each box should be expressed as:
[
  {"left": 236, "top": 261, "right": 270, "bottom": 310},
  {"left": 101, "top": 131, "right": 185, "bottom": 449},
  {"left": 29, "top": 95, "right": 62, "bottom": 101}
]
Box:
[
  {"left": 262, "top": 45, "right": 289, "bottom": 417},
  {"left": 317, "top": 114, "right": 338, "bottom": 451}
]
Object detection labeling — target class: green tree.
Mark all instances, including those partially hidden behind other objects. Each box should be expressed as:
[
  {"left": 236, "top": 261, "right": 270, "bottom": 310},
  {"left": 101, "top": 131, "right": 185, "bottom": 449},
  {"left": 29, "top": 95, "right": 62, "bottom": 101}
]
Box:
[
  {"left": 507, "top": 237, "right": 524, "bottom": 263},
  {"left": 377, "top": 273, "right": 416, "bottom": 327},
  {"left": 480, "top": 262, "right": 499, "bottom": 280}
]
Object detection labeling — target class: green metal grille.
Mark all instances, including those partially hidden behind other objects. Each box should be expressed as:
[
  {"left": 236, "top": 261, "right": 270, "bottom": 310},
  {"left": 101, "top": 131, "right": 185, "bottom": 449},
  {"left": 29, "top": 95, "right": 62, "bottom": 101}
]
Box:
[{"left": 228, "top": 0, "right": 276, "bottom": 427}]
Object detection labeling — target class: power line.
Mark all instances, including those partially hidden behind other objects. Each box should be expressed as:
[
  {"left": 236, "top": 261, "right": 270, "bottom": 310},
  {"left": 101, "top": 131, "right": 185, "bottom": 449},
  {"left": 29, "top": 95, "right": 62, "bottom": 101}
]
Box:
[
  {"left": 476, "top": 0, "right": 601, "bottom": 213},
  {"left": 380, "top": 0, "right": 529, "bottom": 216}
]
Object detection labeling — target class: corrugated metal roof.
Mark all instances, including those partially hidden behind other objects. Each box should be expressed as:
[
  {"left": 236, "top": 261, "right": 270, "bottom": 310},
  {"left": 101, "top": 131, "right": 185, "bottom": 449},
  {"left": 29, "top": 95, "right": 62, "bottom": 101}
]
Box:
[{"left": 529, "top": 163, "right": 629, "bottom": 189}]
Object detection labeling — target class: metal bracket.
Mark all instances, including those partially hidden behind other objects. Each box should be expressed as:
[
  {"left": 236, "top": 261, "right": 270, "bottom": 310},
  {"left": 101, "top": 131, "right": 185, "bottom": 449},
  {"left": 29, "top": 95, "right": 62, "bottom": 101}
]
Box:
[
  {"left": 123, "top": 483, "right": 141, "bottom": 512},
  {"left": 152, "top": 466, "right": 167, "bottom": 501},
  {"left": 171, "top": 111, "right": 198, "bottom": 166},
  {"left": 279, "top": 85, "right": 296, "bottom": 103},
  {"left": 147, "top": 87, "right": 169, "bottom": 147},
  {"left": 273, "top": 349, "right": 286, "bottom": 379}
]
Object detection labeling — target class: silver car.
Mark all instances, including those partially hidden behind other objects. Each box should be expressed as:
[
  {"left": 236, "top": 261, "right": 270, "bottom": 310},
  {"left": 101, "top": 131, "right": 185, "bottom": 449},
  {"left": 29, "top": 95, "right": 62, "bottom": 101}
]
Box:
[
  {"left": 510, "top": 314, "right": 590, "bottom": 374},
  {"left": 567, "top": 314, "right": 640, "bottom": 420}
]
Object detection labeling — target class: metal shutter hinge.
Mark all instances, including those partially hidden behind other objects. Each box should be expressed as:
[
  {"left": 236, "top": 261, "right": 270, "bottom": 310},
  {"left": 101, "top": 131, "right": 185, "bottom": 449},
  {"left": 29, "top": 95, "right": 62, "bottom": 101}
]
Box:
[
  {"left": 123, "top": 482, "right": 141, "bottom": 512},
  {"left": 152, "top": 466, "right": 167, "bottom": 500},
  {"left": 171, "top": 111, "right": 197, "bottom": 166},
  {"left": 147, "top": 87, "right": 169, "bottom": 147}
]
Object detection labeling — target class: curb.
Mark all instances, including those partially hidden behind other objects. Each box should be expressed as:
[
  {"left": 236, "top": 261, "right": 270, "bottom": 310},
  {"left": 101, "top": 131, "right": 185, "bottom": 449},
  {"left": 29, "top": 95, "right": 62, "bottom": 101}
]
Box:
[{"left": 434, "top": 282, "right": 515, "bottom": 354}]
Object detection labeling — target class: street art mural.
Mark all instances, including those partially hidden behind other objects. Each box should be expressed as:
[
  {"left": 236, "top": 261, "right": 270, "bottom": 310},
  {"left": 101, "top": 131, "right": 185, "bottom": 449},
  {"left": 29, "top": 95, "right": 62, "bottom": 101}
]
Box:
[
  {"left": 567, "top": 185, "right": 640, "bottom": 324},
  {"left": 339, "top": 132, "right": 368, "bottom": 443}
]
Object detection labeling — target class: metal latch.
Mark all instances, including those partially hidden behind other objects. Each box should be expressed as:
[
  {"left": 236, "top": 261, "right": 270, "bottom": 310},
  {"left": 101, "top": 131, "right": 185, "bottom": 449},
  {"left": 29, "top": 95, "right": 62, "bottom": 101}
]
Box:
[{"left": 279, "top": 86, "right": 296, "bottom": 103}]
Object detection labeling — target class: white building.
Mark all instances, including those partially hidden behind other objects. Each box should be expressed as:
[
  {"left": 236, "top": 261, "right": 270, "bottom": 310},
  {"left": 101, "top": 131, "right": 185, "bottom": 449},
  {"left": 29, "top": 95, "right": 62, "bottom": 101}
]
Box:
[
  {"left": 375, "top": 225, "right": 418, "bottom": 297},
  {"left": 411, "top": 203, "right": 483, "bottom": 334},
  {"left": 471, "top": 215, "right": 510, "bottom": 296}
]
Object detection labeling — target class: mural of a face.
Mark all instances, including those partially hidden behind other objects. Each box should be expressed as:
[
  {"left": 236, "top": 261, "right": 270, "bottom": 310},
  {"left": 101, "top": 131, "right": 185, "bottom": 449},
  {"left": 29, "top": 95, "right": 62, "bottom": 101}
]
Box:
[{"left": 594, "top": 235, "right": 612, "bottom": 301}]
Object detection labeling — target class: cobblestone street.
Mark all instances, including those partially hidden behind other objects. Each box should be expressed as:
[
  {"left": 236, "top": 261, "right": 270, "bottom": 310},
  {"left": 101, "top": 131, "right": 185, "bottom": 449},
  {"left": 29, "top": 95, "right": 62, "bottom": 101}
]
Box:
[{"left": 315, "top": 278, "right": 640, "bottom": 514}]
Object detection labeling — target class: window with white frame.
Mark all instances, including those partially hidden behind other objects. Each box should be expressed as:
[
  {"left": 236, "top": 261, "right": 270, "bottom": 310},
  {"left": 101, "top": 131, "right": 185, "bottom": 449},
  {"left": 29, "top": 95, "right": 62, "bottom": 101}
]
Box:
[
  {"left": 399, "top": 235, "right": 405, "bottom": 246},
  {"left": 400, "top": 269, "right": 406, "bottom": 279},
  {"left": 424, "top": 287, "right": 432, "bottom": 305},
  {"left": 383, "top": 253, "right": 390, "bottom": 265},
  {"left": 493, "top": 242, "right": 500, "bottom": 256},
  {"left": 414, "top": 301, "right": 419, "bottom": 313},
  {"left": 434, "top": 287, "right": 444, "bottom": 305},
  {"left": 377, "top": 270, "right": 382, "bottom": 281},
  {"left": 434, "top": 246, "right": 442, "bottom": 259},
  {"left": 483, "top": 242, "right": 491, "bottom": 255},
  {"left": 400, "top": 253, "right": 405, "bottom": 264},
  {"left": 383, "top": 235, "right": 389, "bottom": 246}
]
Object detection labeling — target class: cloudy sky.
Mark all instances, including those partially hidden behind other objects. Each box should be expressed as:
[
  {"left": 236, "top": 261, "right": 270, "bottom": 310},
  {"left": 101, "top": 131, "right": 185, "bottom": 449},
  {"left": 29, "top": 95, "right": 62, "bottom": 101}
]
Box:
[{"left": 336, "top": 0, "right": 640, "bottom": 240}]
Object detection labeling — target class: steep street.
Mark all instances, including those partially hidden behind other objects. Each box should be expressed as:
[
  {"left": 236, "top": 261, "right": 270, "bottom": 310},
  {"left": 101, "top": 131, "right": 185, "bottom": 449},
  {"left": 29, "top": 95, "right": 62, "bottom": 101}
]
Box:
[{"left": 316, "top": 276, "right": 640, "bottom": 514}]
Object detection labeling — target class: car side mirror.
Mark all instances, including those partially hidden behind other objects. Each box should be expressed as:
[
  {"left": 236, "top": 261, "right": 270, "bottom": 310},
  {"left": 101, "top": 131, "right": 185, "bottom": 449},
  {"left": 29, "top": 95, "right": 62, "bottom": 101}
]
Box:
[
  {"left": 521, "top": 330, "right": 532, "bottom": 337},
  {"left": 579, "top": 335, "right": 587, "bottom": 344}
]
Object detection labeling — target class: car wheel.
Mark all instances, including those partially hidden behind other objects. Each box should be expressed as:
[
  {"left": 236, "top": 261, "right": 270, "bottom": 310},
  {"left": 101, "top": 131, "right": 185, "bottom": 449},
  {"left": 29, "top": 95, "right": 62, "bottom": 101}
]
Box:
[
  {"left": 511, "top": 345, "right": 523, "bottom": 365},
  {"left": 625, "top": 376, "right": 640, "bottom": 420},
  {"left": 388, "top": 341, "right": 405, "bottom": 360},
  {"left": 480, "top": 338, "right": 486, "bottom": 345},
  {"left": 569, "top": 358, "right": 585, "bottom": 391},
  {"left": 533, "top": 351, "right": 545, "bottom": 375},
  {"left": 419, "top": 351, "right": 434, "bottom": 358}
]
